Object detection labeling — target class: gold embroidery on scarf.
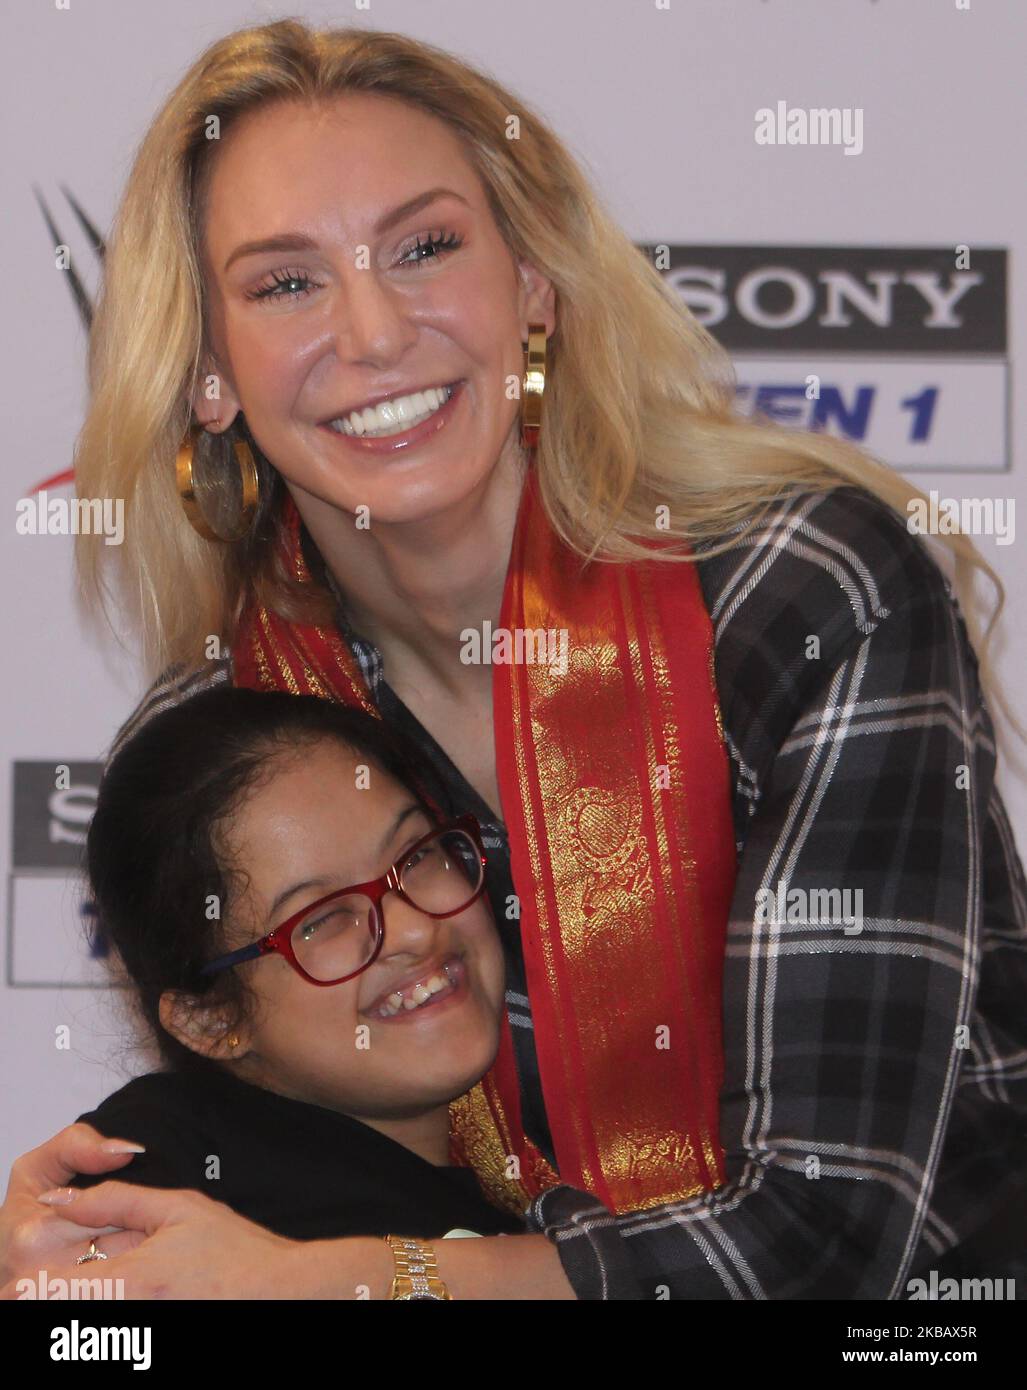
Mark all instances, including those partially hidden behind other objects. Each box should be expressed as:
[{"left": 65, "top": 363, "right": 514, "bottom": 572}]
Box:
[
  {"left": 251, "top": 622, "right": 275, "bottom": 691},
  {"left": 642, "top": 569, "right": 723, "bottom": 1182},
  {"left": 258, "top": 608, "right": 302, "bottom": 695},
  {"left": 497, "top": 591, "right": 607, "bottom": 1200},
  {"left": 448, "top": 1087, "right": 529, "bottom": 1218},
  {"left": 619, "top": 569, "right": 700, "bottom": 1196},
  {"left": 448, "top": 1083, "right": 561, "bottom": 1219},
  {"left": 510, "top": 532, "right": 723, "bottom": 1208},
  {"left": 522, "top": 564, "right": 677, "bottom": 1203},
  {"left": 563, "top": 786, "right": 654, "bottom": 949},
  {"left": 286, "top": 624, "right": 339, "bottom": 703},
  {"left": 513, "top": 574, "right": 601, "bottom": 1198},
  {"left": 622, "top": 568, "right": 710, "bottom": 1195}
]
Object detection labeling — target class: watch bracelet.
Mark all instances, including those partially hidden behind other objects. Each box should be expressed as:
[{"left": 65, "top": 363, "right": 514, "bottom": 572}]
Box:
[{"left": 385, "top": 1234, "right": 452, "bottom": 1300}]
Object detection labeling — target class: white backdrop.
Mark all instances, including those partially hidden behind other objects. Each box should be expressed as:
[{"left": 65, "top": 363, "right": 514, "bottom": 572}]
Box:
[{"left": 2, "top": 0, "right": 1024, "bottom": 1179}]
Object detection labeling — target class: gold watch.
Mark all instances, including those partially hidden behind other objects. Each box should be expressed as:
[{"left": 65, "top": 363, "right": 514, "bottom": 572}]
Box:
[{"left": 385, "top": 1235, "right": 452, "bottom": 1300}]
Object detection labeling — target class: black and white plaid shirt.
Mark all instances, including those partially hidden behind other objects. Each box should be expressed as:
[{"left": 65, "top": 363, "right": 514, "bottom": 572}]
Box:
[{"left": 108, "top": 487, "right": 1027, "bottom": 1300}]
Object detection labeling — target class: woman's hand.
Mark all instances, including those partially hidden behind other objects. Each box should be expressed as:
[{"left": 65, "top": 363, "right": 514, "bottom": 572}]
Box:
[
  {"left": 1, "top": 1176, "right": 575, "bottom": 1299},
  {"left": 0, "top": 1180, "right": 376, "bottom": 1300},
  {"left": 0, "top": 1123, "right": 149, "bottom": 1285}
]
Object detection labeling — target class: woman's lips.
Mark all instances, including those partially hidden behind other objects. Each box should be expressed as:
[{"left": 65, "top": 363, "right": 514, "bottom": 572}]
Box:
[
  {"left": 365, "top": 954, "right": 469, "bottom": 1023},
  {"left": 317, "top": 379, "right": 465, "bottom": 455}
]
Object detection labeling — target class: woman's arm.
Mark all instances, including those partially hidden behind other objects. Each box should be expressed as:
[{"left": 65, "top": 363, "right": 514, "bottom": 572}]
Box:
[{"left": 3, "top": 1180, "right": 575, "bottom": 1299}]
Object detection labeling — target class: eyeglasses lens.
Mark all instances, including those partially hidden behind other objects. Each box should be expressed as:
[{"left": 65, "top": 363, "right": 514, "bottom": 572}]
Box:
[
  {"left": 399, "top": 829, "right": 483, "bottom": 915},
  {"left": 291, "top": 894, "right": 379, "bottom": 983}
]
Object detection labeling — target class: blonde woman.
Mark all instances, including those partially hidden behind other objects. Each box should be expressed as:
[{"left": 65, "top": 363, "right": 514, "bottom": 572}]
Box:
[{"left": 2, "top": 21, "right": 1025, "bottom": 1301}]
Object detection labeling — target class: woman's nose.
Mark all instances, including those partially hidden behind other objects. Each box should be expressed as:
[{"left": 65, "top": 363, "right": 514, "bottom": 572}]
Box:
[
  {"left": 333, "top": 267, "right": 418, "bottom": 366},
  {"left": 377, "top": 888, "right": 440, "bottom": 955}
]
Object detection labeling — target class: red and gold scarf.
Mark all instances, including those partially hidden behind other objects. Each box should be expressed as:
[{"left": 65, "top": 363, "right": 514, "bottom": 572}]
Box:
[{"left": 233, "top": 468, "right": 736, "bottom": 1218}]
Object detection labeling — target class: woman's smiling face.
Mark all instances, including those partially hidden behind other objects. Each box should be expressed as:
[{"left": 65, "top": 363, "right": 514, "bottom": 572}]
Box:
[
  {"left": 195, "top": 91, "right": 554, "bottom": 525},
  {"left": 184, "top": 738, "right": 506, "bottom": 1123}
]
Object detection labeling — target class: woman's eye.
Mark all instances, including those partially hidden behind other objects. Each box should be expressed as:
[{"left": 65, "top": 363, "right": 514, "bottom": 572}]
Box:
[
  {"left": 246, "top": 270, "right": 318, "bottom": 303},
  {"left": 298, "top": 908, "right": 349, "bottom": 941},
  {"left": 245, "top": 232, "right": 461, "bottom": 304},
  {"left": 396, "top": 230, "right": 463, "bottom": 269},
  {"left": 400, "top": 825, "right": 438, "bottom": 868}
]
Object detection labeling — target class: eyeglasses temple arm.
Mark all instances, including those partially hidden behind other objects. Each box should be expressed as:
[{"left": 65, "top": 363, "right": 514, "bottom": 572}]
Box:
[{"left": 199, "top": 941, "right": 264, "bottom": 976}]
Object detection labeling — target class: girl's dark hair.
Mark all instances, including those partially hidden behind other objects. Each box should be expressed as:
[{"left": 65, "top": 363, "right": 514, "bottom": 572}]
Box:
[{"left": 86, "top": 686, "right": 448, "bottom": 1078}]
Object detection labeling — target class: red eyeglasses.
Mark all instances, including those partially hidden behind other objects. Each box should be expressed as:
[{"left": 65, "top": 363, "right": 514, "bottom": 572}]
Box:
[{"left": 200, "top": 814, "right": 488, "bottom": 987}]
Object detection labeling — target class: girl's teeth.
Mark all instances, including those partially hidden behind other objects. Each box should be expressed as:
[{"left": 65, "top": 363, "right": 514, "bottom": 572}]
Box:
[
  {"left": 376, "top": 967, "right": 455, "bottom": 1017},
  {"left": 331, "top": 385, "right": 453, "bottom": 439}
]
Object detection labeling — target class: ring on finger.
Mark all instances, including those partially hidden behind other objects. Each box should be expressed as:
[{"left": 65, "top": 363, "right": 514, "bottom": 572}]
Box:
[{"left": 75, "top": 1239, "right": 109, "bottom": 1265}]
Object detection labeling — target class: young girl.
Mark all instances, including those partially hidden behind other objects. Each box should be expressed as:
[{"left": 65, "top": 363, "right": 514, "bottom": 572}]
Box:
[{"left": 71, "top": 686, "right": 524, "bottom": 1247}]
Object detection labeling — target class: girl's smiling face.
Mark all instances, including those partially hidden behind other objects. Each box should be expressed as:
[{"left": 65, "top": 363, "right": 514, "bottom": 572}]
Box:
[{"left": 163, "top": 737, "right": 505, "bottom": 1135}]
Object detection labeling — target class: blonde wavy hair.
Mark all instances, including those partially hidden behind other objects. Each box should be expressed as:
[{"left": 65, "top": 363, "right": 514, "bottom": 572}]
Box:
[{"left": 75, "top": 19, "right": 1010, "bottom": 723}]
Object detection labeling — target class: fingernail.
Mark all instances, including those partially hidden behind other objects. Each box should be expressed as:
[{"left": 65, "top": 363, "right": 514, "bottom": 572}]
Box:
[
  {"left": 37, "top": 1188, "right": 77, "bottom": 1205},
  {"left": 99, "top": 1140, "right": 146, "bottom": 1154}
]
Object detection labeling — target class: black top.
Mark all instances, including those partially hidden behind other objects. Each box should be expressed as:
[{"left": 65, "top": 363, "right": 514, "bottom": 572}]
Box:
[{"left": 71, "top": 1064, "right": 525, "bottom": 1242}]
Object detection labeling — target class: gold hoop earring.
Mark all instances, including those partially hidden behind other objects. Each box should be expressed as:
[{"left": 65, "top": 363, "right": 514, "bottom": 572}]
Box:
[
  {"left": 520, "top": 323, "right": 548, "bottom": 450},
  {"left": 176, "top": 423, "right": 260, "bottom": 542}
]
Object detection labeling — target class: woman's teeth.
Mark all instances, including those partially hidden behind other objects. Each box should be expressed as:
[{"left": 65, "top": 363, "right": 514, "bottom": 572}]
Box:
[
  {"left": 373, "top": 962, "right": 457, "bottom": 1018},
  {"left": 328, "top": 384, "right": 454, "bottom": 439}
]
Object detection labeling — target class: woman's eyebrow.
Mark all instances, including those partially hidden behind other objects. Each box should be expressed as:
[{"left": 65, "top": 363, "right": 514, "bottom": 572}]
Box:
[
  {"left": 265, "top": 800, "right": 428, "bottom": 921},
  {"left": 222, "top": 188, "right": 471, "bottom": 273}
]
